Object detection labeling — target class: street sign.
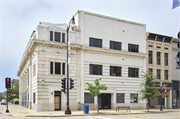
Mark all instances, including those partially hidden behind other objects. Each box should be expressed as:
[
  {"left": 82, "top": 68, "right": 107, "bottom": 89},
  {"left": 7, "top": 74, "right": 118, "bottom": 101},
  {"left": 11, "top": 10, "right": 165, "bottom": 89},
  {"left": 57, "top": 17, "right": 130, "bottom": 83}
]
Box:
[{"left": 173, "top": 0, "right": 180, "bottom": 9}]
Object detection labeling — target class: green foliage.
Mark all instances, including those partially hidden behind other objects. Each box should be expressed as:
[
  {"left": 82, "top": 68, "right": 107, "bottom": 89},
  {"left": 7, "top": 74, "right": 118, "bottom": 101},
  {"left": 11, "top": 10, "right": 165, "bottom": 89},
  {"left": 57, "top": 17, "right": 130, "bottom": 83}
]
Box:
[
  {"left": 7, "top": 84, "right": 19, "bottom": 100},
  {"left": 85, "top": 78, "right": 108, "bottom": 98},
  {"left": 138, "top": 71, "right": 161, "bottom": 101},
  {"left": 14, "top": 101, "right": 19, "bottom": 105}
]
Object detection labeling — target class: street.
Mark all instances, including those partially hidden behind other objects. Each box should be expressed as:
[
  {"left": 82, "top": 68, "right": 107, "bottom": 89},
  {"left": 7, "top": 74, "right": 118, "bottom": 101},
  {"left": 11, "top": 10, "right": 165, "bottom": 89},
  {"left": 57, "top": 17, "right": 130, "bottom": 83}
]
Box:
[{"left": 0, "top": 111, "right": 180, "bottom": 119}]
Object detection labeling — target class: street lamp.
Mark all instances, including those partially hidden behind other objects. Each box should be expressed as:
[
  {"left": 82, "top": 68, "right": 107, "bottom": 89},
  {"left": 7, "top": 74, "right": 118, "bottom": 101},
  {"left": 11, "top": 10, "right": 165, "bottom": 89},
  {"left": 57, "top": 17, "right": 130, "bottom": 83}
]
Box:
[
  {"left": 160, "top": 82, "right": 163, "bottom": 111},
  {"left": 65, "top": 16, "right": 75, "bottom": 115}
]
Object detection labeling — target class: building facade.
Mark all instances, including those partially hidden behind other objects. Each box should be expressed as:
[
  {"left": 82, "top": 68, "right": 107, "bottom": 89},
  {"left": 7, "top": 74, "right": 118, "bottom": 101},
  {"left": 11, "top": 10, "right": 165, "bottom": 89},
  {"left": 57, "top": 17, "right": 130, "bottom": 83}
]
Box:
[
  {"left": 146, "top": 32, "right": 173, "bottom": 109},
  {"left": 17, "top": 10, "right": 147, "bottom": 111},
  {"left": 171, "top": 38, "right": 180, "bottom": 109}
]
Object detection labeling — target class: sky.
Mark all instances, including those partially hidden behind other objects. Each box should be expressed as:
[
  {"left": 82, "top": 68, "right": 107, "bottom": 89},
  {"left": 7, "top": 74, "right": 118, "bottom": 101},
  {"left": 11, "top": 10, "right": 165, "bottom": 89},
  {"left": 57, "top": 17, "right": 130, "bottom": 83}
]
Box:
[{"left": 0, "top": 0, "right": 179, "bottom": 92}]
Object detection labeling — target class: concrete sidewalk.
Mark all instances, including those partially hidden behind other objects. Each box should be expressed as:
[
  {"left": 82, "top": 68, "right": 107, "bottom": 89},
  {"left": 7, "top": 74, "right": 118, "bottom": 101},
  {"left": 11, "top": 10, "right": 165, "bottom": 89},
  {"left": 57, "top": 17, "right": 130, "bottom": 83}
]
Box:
[{"left": 1, "top": 103, "right": 180, "bottom": 117}]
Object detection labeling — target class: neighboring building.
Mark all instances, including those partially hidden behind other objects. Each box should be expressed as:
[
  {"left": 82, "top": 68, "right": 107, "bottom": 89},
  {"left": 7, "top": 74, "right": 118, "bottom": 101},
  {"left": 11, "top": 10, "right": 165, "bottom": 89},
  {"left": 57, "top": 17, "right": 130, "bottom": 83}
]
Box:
[
  {"left": 146, "top": 32, "right": 173, "bottom": 109},
  {"left": 17, "top": 10, "right": 147, "bottom": 111},
  {"left": 171, "top": 38, "right": 180, "bottom": 109},
  {"left": 11, "top": 79, "right": 19, "bottom": 88}
]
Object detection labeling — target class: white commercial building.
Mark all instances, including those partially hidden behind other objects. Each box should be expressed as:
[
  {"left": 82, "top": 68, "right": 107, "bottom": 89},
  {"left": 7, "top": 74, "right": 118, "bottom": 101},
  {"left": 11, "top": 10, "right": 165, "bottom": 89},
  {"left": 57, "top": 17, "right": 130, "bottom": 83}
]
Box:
[{"left": 17, "top": 10, "right": 147, "bottom": 111}]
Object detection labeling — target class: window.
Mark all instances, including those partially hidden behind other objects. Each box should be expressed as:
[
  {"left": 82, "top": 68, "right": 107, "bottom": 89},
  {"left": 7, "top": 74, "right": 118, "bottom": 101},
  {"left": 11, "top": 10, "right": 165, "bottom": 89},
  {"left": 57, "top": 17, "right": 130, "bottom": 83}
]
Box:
[
  {"left": 110, "top": 66, "right": 121, "bottom": 76},
  {"left": 157, "top": 52, "right": 161, "bottom": 65},
  {"left": 117, "top": 93, "right": 124, "bottom": 103},
  {"left": 55, "top": 32, "right": 61, "bottom": 42},
  {"left": 148, "top": 45, "right": 153, "bottom": 47},
  {"left": 130, "top": 94, "right": 138, "bottom": 103},
  {"left": 55, "top": 62, "right": 61, "bottom": 74},
  {"left": 128, "top": 44, "right": 139, "bottom": 53},
  {"left": 156, "top": 37, "right": 163, "bottom": 42},
  {"left": 128, "top": 68, "right": 139, "bottom": 78},
  {"left": 84, "top": 93, "right": 94, "bottom": 103},
  {"left": 50, "top": 31, "right": 53, "bottom": 41},
  {"left": 164, "top": 39, "right": 170, "bottom": 43},
  {"left": 110, "top": 41, "right": 121, "bottom": 50},
  {"left": 157, "top": 69, "right": 161, "bottom": 79},
  {"left": 149, "top": 68, "right": 153, "bottom": 74},
  {"left": 89, "top": 38, "right": 102, "bottom": 48},
  {"left": 164, "top": 47, "right": 168, "bottom": 50},
  {"left": 50, "top": 62, "right": 53, "bottom": 74},
  {"left": 164, "top": 70, "right": 168, "bottom": 80},
  {"left": 90, "top": 64, "right": 102, "bottom": 75},
  {"left": 62, "top": 63, "right": 65, "bottom": 75},
  {"left": 33, "top": 64, "right": 36, "bottom": 78},
  {"left": 164, "top": 53, "right": 168, "bottom": 66},
  {"left": 148, "top": 36, "right": 155, "bottom": 40},
  {"left": 157, "top": 46, "right": 161, "bottom": 49},
  {"left": 148, "top": 51, "right": 153, "bottom": 64},
  {"left": 33, "top": 93, "right": 35, "bottom": 103},
  {"left": 62, "top": 33, "right": 65, "bottom": 43}
]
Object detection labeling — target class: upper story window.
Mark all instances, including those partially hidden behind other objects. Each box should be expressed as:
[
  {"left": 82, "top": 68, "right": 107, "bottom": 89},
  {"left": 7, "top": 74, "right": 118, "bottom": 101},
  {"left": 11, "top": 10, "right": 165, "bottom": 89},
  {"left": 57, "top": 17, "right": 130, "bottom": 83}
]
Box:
[
  {"left": 148, "top": 51, "right": 153, "bottom": 64},
  {"left": 164, "top": 53, "right": 168, "bottom": 66},
  {"left": 149, "top": 68, "right": 153, "bottom": 74},
  {"left": 128, "top": 44, "right": 139, "bottom": 53},
  {"left": 157, "top": 52, "right": 161, "bottom": 65},
  {"left": 148, "top": 36, "right": 155, "bottom": 40},
  {"left": 164, "top": 70, "right": 168, "bottom": 80},
  {"left": 89, "top": 38, "right": 102, "bottom": 48},
  {"left": 157, "top": 46, "right": 161, "bottom": 49},
  {"left": 128, "top": 68, "right": 139, "bottom": 78},
  {"left": 50, "top": 31, "right": 65, "bottom": 42},
  {"left": 50, "top": 62, "right": 65, "bottom": 75},
  {"left": 110, "top": 41, "right": 121, "bottom": 50},
  {"left": 156, "top": 37, "right": 163, "bottom": 42},
  {"left": 90, "top": 64, "right": 102, "bottom": 75},
  {"left": 164, "top": 47, "right": 168, "bottom": 50},
  {"left": 110, "top": 66, "right": 121, "bottom": 76},
  {"left": 164, "top": 39, "right": 171, "bottom": 43},
  {"left": 148, "top": 45, "right": 153, "bottom": 47},
  {"left": 157, "top": 69, "right": 161, "bottom": 79},
  {"left": 55, "top": 62, "right": 61, "bottom": 74}
]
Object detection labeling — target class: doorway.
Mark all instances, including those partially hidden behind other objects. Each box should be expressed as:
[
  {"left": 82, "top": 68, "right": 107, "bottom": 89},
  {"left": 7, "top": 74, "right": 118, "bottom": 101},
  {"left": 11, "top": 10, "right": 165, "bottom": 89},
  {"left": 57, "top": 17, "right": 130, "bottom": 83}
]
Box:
[
  {"left": 54, "top": 91, "right": 61, "bottom": 110},
  {"left": 98, "top": 93, "right": 111, "bottom": 109}
]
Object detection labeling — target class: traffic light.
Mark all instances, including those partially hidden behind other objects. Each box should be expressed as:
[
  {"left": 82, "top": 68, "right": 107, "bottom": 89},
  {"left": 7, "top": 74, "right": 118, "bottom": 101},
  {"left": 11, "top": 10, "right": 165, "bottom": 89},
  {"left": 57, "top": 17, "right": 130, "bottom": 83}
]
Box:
[
  {"left": 5, "top": 78, "right": 11, "bottom": 89},
  {"left": 9, "top": 89, "right": 12, "bottom": 92},
  {"left": 61, "top": 78, "right": 66, "bottom": 92},
  {"left": 70, "top": 78, "right": 74, "bottom": 89}
]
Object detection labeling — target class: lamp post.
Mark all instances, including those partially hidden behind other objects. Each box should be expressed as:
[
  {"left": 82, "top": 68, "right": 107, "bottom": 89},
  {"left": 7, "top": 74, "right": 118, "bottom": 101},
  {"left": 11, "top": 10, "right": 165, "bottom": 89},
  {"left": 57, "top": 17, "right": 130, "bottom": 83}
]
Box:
[
  {"left": 65, "top": 16, "right": 75, "bottom": 115},
  {"left": 160, "top": 82, "right": 163, "bottom": 111}
]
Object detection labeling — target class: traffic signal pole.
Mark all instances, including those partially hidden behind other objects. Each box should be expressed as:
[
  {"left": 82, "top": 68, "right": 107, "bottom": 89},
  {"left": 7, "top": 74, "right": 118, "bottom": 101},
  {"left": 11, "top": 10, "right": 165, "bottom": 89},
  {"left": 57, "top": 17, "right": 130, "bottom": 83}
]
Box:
[{"left": 6, "top": 88, "right": 9, "bottom": 113}]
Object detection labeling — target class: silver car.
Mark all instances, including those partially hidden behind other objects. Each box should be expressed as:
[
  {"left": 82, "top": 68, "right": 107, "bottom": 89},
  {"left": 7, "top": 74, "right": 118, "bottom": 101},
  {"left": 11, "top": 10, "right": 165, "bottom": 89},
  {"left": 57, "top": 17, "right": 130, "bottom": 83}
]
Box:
[{"left": 1, "top": 99, "right": 7, "bottom": 105}]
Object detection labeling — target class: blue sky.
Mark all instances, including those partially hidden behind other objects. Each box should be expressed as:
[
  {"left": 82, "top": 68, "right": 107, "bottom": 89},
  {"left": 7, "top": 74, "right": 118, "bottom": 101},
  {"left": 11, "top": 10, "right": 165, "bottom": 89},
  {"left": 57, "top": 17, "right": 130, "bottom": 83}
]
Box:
[{"left": 0, "top": 0, "right": 179, "bottom": 92}]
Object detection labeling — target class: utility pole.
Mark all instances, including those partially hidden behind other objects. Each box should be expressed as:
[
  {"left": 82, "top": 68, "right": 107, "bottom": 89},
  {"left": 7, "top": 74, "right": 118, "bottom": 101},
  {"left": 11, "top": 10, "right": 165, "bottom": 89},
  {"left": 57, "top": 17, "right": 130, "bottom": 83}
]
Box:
[{"left": 160, "top": 82, "right": 163, "bottom": 111}]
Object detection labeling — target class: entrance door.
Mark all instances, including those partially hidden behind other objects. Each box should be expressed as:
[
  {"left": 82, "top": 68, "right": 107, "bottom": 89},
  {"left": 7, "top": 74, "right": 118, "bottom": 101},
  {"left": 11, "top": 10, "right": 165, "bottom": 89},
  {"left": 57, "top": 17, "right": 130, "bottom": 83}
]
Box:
[
  {"left": 98, "top": 94, "right": 111, "bottom": 109},
  {"left": 54, "top": 91, "right": 61, "bottom": 110}
]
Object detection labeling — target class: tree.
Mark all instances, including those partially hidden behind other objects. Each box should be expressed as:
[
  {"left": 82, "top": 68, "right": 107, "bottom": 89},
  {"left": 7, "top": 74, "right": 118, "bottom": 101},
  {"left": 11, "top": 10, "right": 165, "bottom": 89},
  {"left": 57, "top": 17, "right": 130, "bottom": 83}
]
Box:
[
  {"left": 85, "top": 78, "right": 108, "bottom": 113},
  {"left": 138, "top": 71, "right": 161, "bottom": 112},
  {"left": 7, "top": 84, "right": 19, "bottom": 101}
]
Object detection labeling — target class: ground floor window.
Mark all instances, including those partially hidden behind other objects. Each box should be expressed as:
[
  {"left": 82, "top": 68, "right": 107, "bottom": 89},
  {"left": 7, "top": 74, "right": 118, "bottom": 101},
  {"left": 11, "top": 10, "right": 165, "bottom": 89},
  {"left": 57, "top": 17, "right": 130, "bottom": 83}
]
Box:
[
  {"left": 84, "top": 93, "right": 94, "bottom": 103},
  {"left": 116, "top": 93, "right": 124, "bottom": 103},
  {"left": 130, "top": 94, "right": 138, "bottom": 103}
]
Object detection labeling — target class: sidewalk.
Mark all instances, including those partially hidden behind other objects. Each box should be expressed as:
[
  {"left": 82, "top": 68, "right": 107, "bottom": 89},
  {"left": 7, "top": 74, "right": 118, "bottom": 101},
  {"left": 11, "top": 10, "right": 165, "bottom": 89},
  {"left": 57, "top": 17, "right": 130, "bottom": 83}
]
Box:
[{"left": 2, "top": 103, "right": 180, "bottom": 117}]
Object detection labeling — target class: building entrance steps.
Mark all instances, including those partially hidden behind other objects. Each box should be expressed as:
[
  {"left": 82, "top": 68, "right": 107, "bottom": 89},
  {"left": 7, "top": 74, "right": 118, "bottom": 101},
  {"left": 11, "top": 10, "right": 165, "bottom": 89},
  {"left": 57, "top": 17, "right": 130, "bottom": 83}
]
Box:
[{"left": 1, "top": 103, "right": 180, "bottom": 117}]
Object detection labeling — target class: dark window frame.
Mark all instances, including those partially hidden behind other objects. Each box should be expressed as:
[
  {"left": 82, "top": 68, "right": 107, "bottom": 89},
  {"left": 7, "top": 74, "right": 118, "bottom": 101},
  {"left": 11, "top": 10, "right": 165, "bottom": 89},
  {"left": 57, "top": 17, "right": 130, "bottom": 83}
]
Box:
[
  {"left": 164, "top": 53, "right": 168, "bottom": 66},
  {"left": 62, "top": 33, "right": 65, "bottom": 43},
  {"left": 116, "top": 93, "right": 124, "bottom": 103},
  {"left": 130, "top": 94, "right": 138, "bottom": 103},
  {"left": 128, "top": 44, "right": 139, "bottom": 53},
  {"left": 84, "top": 93, "right": 94, "bottom": 103},
  {"left": 128, "top": 68, "right": 139, "bottom": 78},
  {"left": 110, "top": 66, "right": 121, "bottom": 76},
  {"left": 157, "top": 52, "right": 161, "bottom": 65},
  {"left": 157, "top": 46, "right": 161, "bottom": 49},
  {"left": 50, "top": 62, "right": 53, "bottom": 74},
  {"left": 89, "top": 37, "right": 102, "bottom": 48},
  {"left": 149, "top": 51, "right": 153, "bottom": 64},
  {"left": 164, "top": 70, "right": 168, "bottom": 80},
  {"left": 33, "top": 93, "right": 35, "bottom": 103},
  {"left": 55, "top": 32, "right": 61, "bottom": 42},
  {"left": 89, "top": 64, "right": 102, "bottom": 75},
  {"left": 110, "top": 41, "right": 122, "bottom": 50},
  {"left": 148, "top": 45, "right": 153, "bottom": 47},
  {"left": 157, "top": 69, "right": 161, "bottom": 79},
  {"left": 149, "top": 68, "right": 153, "bottom": 74},
  {"left": 62, "top": 63, "right": 65, "bottom": 75},
  {"left": 50, "top": 31, "right": 53, "bottom": 41},
  {"left": 55, "top": 62, "right": 61, "bottom": 74}
]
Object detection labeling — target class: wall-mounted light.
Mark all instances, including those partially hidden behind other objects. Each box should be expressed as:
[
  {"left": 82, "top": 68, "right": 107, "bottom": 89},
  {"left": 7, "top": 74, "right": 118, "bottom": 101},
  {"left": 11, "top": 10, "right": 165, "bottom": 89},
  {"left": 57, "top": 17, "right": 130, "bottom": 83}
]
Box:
[
  {"left": 42, "top": 80, "right": 45, "bottom": 84},
  {"left": 42, "top": 49, "right": 45, "bottom": 52},
  {"left": 71, "top": 52, "right": 74, "bottom": 55},
  {"left": 57, "top": 51, "right": 60, "bottom": 53}
]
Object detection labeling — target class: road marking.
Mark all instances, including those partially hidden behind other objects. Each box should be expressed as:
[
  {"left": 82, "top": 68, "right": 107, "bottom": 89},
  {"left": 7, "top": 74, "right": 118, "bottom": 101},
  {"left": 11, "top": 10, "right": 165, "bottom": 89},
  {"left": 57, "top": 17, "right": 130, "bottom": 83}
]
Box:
[{"left": 129, "top": 116, "right": 180, "bottom": 119}]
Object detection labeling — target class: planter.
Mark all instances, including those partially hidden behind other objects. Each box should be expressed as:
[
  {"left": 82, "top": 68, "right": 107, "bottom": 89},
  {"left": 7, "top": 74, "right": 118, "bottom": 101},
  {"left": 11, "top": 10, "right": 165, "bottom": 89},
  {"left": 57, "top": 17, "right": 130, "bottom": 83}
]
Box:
[{"left": 162, "top": 92, "right": 169, "bottom": 98}]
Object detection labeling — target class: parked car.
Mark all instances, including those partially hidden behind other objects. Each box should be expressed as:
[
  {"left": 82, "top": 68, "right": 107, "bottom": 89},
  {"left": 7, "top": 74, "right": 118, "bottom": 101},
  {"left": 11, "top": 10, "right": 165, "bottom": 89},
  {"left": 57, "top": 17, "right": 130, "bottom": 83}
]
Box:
[{"left": 1, "top": 99, "right": 6, "bottom": 105}]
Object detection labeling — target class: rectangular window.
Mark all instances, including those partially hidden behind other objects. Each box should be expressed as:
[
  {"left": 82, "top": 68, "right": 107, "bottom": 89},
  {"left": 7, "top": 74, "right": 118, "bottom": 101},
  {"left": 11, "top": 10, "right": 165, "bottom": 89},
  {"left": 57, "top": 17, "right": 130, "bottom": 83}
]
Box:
[
  {"left": 50, "top": 62, "right": 53, "bottom": 74},
  {"left": 157, "top": 46, "right": 161, "bottom": 49},
  {"left": 148, "top": 45, "right": 153, "bottom": 47},
  {"left": 157, "top": 69, "right": 161, "bottom": 79},
  {"left": 90, "top": 64, "right": 102, "bottom": 75},
  {"left": 128, "top": 68, "right": 139, "bottom": 78},
  {"left": 130, "top": 94, "right": 138, "bottom": 103},
  {"left": 149, "top": 51, "right": 153, "bottom": 64},
  {"left": 165, "top": 70, "right": 168, "bottom": 80},
  {"left": 148, "top": 36, "right": 155, "bottom": 40},
  {"left": 62, "top": 63, "right": 65, "bottom": 75},
  {"left": 55, "top": 62, "right": 61, "bottom": 74},
  {"left": 84, "top": 93, "right": 94, "bottom": 103},
  {"left": 110, "top": 41, "right": 121, "bottom": 50},
  {"left": 164, "top": 47, "right": 168, "bottom": 50},
  {"left": 128, "top": 44, "right": 139, "bottom": 53},
  {"left": 62, "top": 33, "right": 65, "bottom": 43},
  {"left": 55, "top": 32, "right": 61, "bottom": 42},
  {"left": 89, "top": 38, "right": 102, "bottom": 48},
  {"left": 157, "top": 52, "right": 161, "bottom": 65},
  {"left": 110, "top": 66, "right": 121, "bottom": 76},
  {"left": 164, "top": 39, "right": 170, "bottom": 43},
  {"left": 50, "top": 31, "right": 53, "bottom": 41},
  {"left": 116, "top": 93, "right": 124, "bottom": 103},
  {"left": 149, "top": 68, "right": 153, "bottom": 74},
  {"left": 33, "top": 93, "right": 35, "bottom": 103},
  {"left": 164, "top": 53, "right": 168, "bottom": 66},
  {"left": 156, "top": 37, "right": 163, "bottom": 42}
]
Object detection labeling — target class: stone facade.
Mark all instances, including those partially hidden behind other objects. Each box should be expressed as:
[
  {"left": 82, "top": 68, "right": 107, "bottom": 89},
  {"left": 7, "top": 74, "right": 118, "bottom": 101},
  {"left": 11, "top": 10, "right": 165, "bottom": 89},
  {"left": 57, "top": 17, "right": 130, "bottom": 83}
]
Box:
[{"left": 17, "top": 10, "right": 147, "bottom": 111}]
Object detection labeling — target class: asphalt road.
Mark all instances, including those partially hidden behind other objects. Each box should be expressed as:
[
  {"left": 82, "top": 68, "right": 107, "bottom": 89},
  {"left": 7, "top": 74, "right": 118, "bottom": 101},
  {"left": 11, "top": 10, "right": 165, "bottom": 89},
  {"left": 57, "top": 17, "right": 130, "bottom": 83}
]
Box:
[{"left": 0, "top": 112, "right": 180, "bottom": 119}]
